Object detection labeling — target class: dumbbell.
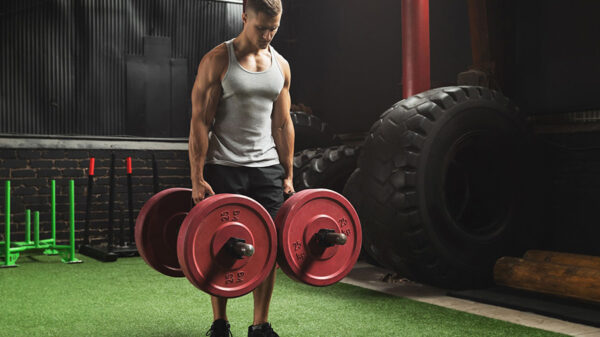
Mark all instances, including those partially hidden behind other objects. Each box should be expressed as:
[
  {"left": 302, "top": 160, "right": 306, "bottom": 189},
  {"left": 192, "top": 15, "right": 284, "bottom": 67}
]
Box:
[{"left": 135, "top": 188, "right": 361, "bottom": 298}]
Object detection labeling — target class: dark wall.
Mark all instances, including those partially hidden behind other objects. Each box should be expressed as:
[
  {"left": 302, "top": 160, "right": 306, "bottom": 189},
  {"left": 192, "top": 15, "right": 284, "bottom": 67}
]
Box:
[
  {"left": 0, "top": 0, "right": 243, "bottom": 137},
  {"left": 509, "top": 1, "right": 600, "bottom": 115},
  {"left": 274, "top": 0, "right": 600, "bottom": 134},
  {"left": 1, "top": 0, "right": 473, "bottom": 137},
  {"left": 539, "top": 133, "right": 600, "bottom": 256},
  {"left": 273, "top": 0, "right": 472, "bottom": 134}
]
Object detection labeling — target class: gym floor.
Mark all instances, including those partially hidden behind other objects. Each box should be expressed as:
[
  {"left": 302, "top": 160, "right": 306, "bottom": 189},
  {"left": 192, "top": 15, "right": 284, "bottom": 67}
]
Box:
[
  {"left": 343, "top": 262, "right": 600, "bottom": 337},
  {"left": 2, "top": 254, "right": 595, "bottom": 337}
]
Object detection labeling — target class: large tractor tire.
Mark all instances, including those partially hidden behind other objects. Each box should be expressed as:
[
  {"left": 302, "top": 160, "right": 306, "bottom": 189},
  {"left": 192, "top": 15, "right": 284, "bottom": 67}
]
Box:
[
  {"left": 294, "top": 145, "right": 360, "bottom": 193},
  {"left": 345, "top": 86, "right": 540, "bottom": 289},
  {"left": 291, "top": 110, "right": 336, "bottom": 151},
  {"left": 343, "top": 168, "right": 387, "bottom": 268}
]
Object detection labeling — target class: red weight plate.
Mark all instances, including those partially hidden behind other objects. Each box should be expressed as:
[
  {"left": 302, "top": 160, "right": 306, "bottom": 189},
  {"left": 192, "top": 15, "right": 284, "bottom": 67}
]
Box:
[
  {"left": 135, "top": 188, "right": 192, "bottom": 277},
  {"left": 177, "top": 194, "right": 277, "bottom": 298},
  {"left": 275, "top": 189, "right": 362, "bottom": 286}
]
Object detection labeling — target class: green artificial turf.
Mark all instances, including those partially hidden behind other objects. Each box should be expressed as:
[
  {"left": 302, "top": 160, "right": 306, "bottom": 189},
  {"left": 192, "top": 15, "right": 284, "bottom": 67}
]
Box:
[{"left": 0, "top": 255, "right": 567, "bottom": 337}]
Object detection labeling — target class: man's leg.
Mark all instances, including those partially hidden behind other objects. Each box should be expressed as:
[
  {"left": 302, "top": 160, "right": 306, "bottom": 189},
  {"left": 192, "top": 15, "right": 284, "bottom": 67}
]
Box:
[
  {"left": 252, "top": 265, "right": 277, "bottom": 324},
  {"left": 211, "top": 296, "right": 229, "bottom": 321},
  {"left": 247, "top": 164, "right": 285, "bottom": 325}
]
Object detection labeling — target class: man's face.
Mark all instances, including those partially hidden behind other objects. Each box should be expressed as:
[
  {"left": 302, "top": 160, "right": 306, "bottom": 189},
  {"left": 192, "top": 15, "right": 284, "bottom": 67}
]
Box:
[{"left": 243, "top": 9, "right": 281, "bottom": 49}]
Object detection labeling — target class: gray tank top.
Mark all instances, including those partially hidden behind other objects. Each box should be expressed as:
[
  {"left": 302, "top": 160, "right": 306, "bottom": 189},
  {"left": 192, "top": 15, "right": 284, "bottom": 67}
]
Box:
[{"left": 206, "top": 39, "right": 285, "bottom": 167}]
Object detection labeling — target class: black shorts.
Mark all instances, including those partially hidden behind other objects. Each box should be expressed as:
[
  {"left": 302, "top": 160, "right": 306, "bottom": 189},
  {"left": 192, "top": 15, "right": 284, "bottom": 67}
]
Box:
[{"left": 204, "top": 163, "right": 285, "bottom": 220}]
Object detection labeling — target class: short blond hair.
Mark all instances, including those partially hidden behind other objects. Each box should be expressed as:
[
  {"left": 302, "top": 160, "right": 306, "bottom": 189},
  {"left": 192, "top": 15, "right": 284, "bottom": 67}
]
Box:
[{"left": 244, "top": 0, "right": 282, "bottom": 17}]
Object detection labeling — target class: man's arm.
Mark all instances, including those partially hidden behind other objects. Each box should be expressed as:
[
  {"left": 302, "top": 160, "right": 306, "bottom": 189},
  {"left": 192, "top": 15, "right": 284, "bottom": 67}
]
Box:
[
  {"left": 272, "top": 55, "right": 295, "bottom": 195},
  {"left": 189, "top": 45, "right": 227, "bottom": 203}
]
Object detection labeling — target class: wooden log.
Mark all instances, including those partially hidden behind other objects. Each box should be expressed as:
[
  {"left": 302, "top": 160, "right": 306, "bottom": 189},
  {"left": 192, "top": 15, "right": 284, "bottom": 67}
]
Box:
[
  {"left": 524, "top": 250, "right": 600, "bottom": 271},
  {"left": 494, "top": 257, "right": 600, "bottom": 303}
]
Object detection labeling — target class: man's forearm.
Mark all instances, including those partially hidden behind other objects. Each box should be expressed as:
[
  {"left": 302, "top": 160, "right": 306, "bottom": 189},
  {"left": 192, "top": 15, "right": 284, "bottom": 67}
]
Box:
[
  {"left": 273, "top": 122, "right": 294, "bottom": 178},
  {"left": 189, "top": 120, "right": 210, "bottom": 186}
]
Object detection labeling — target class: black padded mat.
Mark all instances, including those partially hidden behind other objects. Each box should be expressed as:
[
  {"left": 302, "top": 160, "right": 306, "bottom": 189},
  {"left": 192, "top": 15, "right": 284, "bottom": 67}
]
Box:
[{"left": 447, "top": 286, "right": 600, "bottom": 327}]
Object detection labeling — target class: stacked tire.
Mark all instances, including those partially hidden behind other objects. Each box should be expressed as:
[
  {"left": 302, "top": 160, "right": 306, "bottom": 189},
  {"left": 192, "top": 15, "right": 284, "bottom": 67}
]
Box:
[
  {"left": 343, "top": 86, "right": 540, "bottom": 289},
  {"left": 291, "top": 110, "right": 336, "bottom": 152},
  {"left": 293, "top": 145, "right": 361, "bottom": 193}
]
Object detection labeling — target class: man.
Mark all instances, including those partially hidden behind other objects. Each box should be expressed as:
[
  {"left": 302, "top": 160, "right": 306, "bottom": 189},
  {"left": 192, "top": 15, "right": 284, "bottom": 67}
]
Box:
[{"left": 188, "top": 0, "right": 293, "bottom": 336}]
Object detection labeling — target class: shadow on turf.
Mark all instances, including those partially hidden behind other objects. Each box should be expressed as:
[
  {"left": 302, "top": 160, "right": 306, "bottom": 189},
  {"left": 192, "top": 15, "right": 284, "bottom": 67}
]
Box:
[
  {"left": 282, "top": 275, "right": 393, "bottom": 300},
  {"left": 19, "top": 255, "right": 80, "bottom": 264}
]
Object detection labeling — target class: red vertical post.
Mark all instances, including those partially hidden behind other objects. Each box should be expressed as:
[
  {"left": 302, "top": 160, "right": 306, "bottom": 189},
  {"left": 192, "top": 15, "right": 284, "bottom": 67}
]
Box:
[
  {"left": 83, "top": 157, "right": 95, "bottom": 245},
  {"left": 126, "top": 157, "right": 132, "bottom": 174},
  {"left": 126, "top": 157, "right": 134, "bottom": 245},
  {"left": 402, "top": 0, "right": 431, "bottom": 98},
  {"left": 89, "top": 157, "right": 95, "bottom": 176}
]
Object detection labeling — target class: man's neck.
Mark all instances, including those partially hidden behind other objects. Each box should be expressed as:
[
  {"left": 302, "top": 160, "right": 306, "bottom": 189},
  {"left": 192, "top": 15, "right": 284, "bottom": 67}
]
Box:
[{"left": 234, "top": 34, "right": 269, "bottom": 56}]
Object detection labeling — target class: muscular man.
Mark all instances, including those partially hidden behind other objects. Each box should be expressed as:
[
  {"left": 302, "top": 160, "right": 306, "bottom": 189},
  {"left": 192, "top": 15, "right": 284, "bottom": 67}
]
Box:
[{"left": 188, "top": 0, "right": 293, "bottom": 336}]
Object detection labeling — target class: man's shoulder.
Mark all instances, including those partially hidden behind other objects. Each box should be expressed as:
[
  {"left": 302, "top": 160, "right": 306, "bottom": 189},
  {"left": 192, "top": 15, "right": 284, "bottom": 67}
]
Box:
[
  {"left": 271, "top": 47, "right": 289, "bottom": 66},
  {"left": 197, "top": 43, "right": 229, "bottom": 82},
  {"left": 202, "top": 43, "right": 229, "bottom": 68},
  {"left": 273, "top": 49, "right": 290, "bottom": 76},
  {"left": 275, "top": 53, "right": 289, "bottom": 66}
]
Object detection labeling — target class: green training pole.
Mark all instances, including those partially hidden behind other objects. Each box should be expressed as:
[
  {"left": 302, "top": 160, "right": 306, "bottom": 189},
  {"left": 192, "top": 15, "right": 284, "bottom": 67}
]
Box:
[
  {"left": 25, "top": 209, "right": 31, "bottom": 243},
  {"left": 34, "top": 211, "right": 40, "bottom": 247},
  {"left": 69, "top": 180, "right": 75, "bottom": 258},
  {"left": 51, "top": 180, "right": 56, "bottom": 244},
  {"left": 44, "top": 179, "right": 59, "bottom": 255},
  {"left": 4, "top": 181, "right": 10, "bottom": 263},
  {"left": 63, "top": 180, "right": 81, "bottom": 263}
]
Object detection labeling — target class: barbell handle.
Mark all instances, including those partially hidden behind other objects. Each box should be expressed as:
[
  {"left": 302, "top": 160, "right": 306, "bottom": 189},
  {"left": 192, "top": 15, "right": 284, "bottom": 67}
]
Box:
[
  {"left": 325, "top": 232, "right": 347, "bottom": 246},
  {"left": 316, "top": 229, "right": 347, "bottom": 247},
  {"left": 230, "top": 240, "right": 255, "bottom": 258}
]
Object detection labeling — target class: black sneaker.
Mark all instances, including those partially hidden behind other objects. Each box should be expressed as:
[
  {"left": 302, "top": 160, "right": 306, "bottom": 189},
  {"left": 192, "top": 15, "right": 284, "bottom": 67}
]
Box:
[
  {"left": 247, "top": 322, "right": 279, "bottom": 337},
  {"left": 206, "top": 319, "right": 232, "bottom": 337}
]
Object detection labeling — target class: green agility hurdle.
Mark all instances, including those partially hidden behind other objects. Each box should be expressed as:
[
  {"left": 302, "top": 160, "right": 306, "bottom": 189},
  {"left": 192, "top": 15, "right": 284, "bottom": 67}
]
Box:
[{"left": 1, "top": 180, "right": 82, "bottom": 267}]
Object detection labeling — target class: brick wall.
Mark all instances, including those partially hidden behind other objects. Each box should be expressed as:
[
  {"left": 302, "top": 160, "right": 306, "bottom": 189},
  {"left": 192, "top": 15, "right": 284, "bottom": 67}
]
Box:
[{"left": 1, "top": 147, "right": 190, "bottom": 247}]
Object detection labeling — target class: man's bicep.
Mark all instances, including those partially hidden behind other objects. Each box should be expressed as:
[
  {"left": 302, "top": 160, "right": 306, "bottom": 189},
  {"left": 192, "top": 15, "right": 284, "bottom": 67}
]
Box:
[
  {"left": 276, "top": 58, "right": 292, "bottom": 126},
  {"left": 192, "top": 61, "right": 222, "bottom": 124},
  {"left": 200, "top": 83, "right": 222, "bottom": 124},
  {"left": 272, "top": 87, "right": 292, "bottom": 129}
]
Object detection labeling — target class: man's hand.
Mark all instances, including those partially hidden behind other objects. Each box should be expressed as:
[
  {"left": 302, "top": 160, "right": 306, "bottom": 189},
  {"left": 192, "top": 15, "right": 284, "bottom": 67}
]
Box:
[
  {"left": 192, "top": 180, "right": 215, "bottom": 204},
  {"left": 283, "top": 177, "right": 294, "bottom": 196}
]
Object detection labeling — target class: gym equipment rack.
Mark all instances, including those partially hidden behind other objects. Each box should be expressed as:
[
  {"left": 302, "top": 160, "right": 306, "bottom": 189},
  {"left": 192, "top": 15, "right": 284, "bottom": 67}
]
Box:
[{"left": 1, "top": 180, "right": 82, "bottom": 267}]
